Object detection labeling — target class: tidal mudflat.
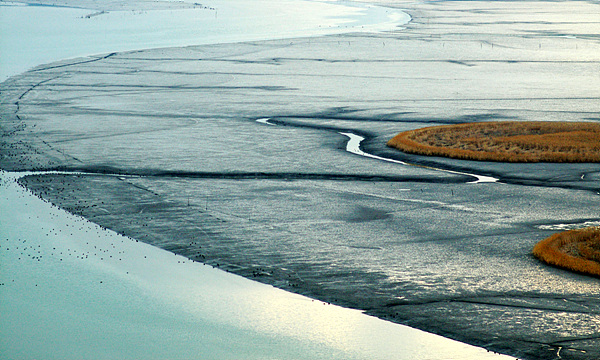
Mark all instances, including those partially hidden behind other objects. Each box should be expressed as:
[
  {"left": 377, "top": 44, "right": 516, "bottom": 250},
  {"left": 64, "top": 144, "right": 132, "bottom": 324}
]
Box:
[
  {"left": 3, "top": 171, "right": 515, "bottom": 360},
  {"left": 2, "top": 0, "right": 600, "bottom": 359}
]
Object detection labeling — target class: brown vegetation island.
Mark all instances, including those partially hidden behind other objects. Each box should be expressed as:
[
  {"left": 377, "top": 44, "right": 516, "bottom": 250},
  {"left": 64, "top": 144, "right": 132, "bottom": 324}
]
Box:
[
  {"left": 388, "top": 121, "right": 600, "bottom": 276},
  {"left": 533, "top": 227, "right": 600, "bottom": 277},
  {"left": 387, "top": 121, "right": 600, "bottom": 163}
]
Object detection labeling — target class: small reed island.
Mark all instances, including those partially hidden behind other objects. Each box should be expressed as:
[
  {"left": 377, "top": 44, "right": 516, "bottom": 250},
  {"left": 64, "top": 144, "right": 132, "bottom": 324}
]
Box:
[
  {"left": 533, "top": 227, "right": 600, "bottom": 277},
  {"left": 387, "top": 121, "right": 600, "bottom": 163},
  {"left": 387, "top": 121, "right": 600, "bottom": 276}
]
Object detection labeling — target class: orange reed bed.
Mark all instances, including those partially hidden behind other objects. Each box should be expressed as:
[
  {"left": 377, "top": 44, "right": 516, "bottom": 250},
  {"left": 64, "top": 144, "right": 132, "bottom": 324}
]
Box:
[
  {"left": 387, "top": 121, "right": 600, "bottom": 163},
  {"left": 533, "top": 227, "right": 600, "bottom": 277}
]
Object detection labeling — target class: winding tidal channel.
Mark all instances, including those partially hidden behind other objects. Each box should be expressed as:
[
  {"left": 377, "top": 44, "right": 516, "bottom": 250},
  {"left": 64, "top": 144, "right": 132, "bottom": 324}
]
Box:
[{"left": 258, "top": 116, "right": 500, "bottom": 184}]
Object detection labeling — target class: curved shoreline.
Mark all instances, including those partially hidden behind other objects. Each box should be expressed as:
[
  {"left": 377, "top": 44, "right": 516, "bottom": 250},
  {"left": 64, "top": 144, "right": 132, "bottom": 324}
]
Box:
[{"left": 0, "top": 169, "right": 515, "bottom": 359}]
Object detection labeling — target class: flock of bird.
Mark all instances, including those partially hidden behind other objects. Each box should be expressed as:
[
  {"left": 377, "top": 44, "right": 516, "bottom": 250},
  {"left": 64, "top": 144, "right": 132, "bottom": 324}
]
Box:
[{"left": 0, "top": 174, "right": 205, "bottom": 290}]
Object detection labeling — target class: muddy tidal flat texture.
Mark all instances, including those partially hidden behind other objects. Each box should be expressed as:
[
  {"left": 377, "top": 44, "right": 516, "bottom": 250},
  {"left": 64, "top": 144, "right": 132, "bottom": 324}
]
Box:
[{"left": 2, "top": 1, "right": 600, "bottom": 359}]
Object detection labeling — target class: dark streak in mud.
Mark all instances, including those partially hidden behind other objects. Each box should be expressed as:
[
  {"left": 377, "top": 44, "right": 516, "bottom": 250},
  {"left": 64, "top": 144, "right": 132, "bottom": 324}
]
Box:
[
  {"left": 27, "top": 166, "right": 472, "bottom": 183},
  {"left": 29, "top": 52, "right": 117, "bottom": 73},
  {"left": 42, "top": 83, "right": 294, "bottom": 92}
]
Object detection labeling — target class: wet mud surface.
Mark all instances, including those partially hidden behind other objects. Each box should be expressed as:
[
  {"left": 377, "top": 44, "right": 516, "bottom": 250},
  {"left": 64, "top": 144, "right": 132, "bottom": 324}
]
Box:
[{"left": 2, "top": 1, "right": 600, "bottom": 359}]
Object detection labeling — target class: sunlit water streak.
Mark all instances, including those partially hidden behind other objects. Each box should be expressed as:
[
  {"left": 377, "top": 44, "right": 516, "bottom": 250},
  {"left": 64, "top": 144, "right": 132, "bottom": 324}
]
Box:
[{"left": 340, "top": 132, "right": 499, "bottom": 184}]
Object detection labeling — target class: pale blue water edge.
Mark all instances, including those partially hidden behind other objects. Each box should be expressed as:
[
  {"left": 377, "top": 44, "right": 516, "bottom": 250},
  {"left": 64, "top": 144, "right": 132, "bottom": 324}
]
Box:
[{"left": 0, "top": 0, "right": 410, "bottom": 81}]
